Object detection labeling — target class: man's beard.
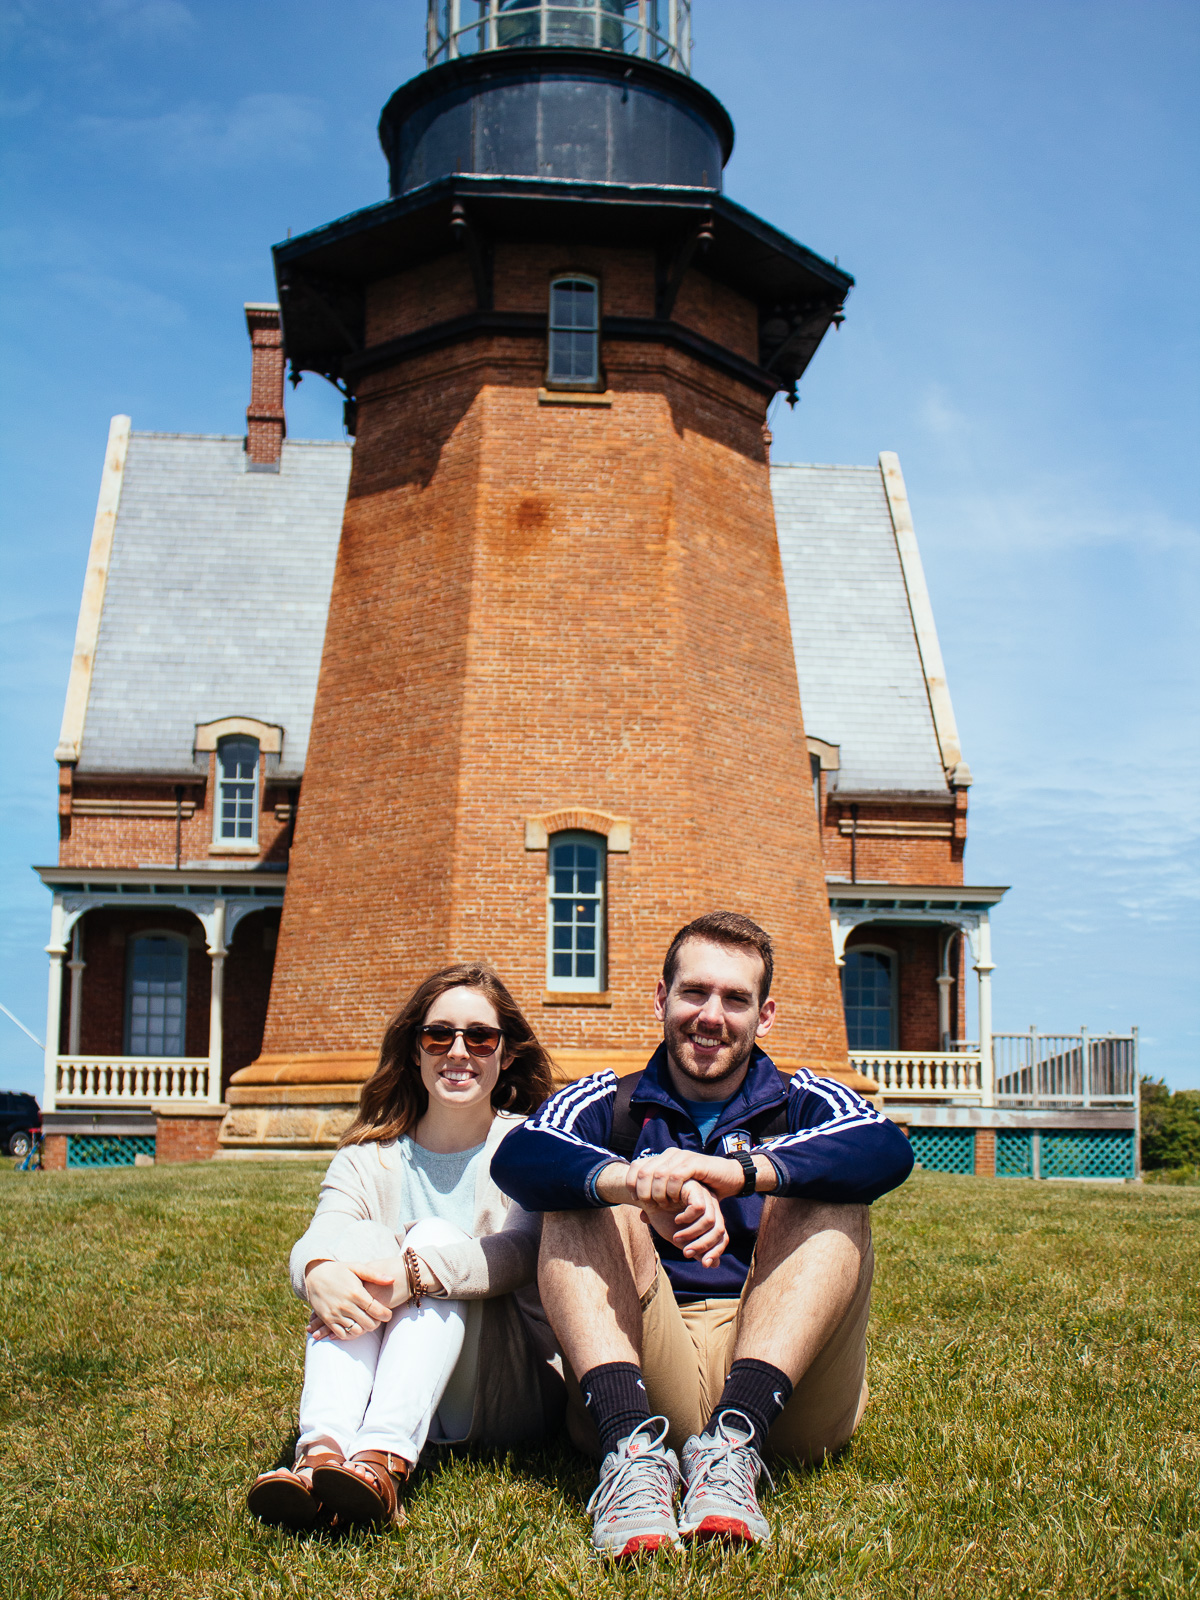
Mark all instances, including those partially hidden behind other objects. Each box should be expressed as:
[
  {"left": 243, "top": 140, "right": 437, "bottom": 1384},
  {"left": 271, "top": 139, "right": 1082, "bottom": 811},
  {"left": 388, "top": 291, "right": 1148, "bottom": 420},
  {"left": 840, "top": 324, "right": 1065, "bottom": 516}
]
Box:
[{"left": 664, "top": 1013, "right": 757, "bottom": 1089}]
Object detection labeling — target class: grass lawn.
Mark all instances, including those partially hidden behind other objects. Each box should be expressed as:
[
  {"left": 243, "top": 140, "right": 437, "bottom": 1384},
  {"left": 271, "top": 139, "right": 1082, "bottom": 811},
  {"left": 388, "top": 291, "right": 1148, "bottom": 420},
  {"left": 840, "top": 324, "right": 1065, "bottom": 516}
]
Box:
[{"left": 0, "top": 1163, "right": 1195, "bottom": 1600}]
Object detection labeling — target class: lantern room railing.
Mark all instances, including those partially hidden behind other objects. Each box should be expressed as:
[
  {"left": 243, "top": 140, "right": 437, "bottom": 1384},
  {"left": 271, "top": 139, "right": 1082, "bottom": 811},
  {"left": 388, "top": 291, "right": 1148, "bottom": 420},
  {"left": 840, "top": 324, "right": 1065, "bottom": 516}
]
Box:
[{"left": 427, "top": 0, "right": 692, "bottom": 75}]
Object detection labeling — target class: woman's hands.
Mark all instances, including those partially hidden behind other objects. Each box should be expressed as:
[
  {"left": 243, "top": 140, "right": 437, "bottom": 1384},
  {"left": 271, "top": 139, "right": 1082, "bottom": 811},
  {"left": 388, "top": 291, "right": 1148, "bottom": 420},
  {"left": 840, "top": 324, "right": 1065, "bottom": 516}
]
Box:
[{"left": 304, "top": 1259, "right": 401, "bottom": 1342}]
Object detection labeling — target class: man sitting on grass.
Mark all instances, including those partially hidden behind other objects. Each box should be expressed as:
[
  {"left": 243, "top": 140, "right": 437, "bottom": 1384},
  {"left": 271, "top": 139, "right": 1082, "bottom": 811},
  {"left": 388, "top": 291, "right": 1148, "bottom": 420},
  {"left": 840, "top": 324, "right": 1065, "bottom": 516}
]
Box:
[{"left": 491, "top": 911, "right": 914, "bottom": 1559}]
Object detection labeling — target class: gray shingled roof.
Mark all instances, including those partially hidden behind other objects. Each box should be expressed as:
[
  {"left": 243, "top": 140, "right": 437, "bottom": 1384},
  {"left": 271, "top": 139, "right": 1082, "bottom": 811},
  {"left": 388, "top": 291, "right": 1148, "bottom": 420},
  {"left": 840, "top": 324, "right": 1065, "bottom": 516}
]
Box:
[
  {"left": 772, "top": 462, "right": 949, "bottom": 794},
  {"left": 78, "top": 433, "right": 351, "bottom": 777},
  {"left": 76, "top": 439, "right": 949, "bottom": 795}
]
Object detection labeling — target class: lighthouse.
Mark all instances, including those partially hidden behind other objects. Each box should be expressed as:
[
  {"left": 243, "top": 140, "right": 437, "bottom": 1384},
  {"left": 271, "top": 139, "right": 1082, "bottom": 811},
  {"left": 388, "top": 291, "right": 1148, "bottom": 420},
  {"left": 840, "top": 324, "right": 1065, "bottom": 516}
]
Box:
[{"left": 240, "top": 0, "right": 856, "bottom": 1121}]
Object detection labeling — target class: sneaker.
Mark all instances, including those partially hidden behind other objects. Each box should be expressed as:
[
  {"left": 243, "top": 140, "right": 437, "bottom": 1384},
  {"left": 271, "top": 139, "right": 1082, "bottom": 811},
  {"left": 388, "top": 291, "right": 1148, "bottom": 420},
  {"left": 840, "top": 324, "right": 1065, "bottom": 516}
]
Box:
[
  {"left": 585, "top": 1416, "right": 682, "bottom": 1560},
  {"left": 678, "top": 1409, "right": 774, "bottom": 1545}
]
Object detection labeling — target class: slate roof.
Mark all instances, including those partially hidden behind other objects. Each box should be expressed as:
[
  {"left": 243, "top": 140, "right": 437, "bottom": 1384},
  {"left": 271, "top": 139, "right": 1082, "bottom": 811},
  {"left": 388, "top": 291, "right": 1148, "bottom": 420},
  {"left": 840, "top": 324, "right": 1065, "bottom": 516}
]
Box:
[
  {"left": 74, "top": 436, "right": 952, "bottom": 796},
  {"left": 77, "top": 433, "right": 351, "bottom": 778},
  {"left": 771, "top": 462, "right": 949, "bottom": 795}
]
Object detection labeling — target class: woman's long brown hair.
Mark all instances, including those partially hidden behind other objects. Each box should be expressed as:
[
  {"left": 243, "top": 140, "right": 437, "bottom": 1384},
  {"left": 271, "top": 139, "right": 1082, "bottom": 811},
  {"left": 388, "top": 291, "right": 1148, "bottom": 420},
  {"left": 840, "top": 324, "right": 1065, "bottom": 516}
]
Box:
[{"left": 339, "top": 963, "right": 556, "bottom": 1148}]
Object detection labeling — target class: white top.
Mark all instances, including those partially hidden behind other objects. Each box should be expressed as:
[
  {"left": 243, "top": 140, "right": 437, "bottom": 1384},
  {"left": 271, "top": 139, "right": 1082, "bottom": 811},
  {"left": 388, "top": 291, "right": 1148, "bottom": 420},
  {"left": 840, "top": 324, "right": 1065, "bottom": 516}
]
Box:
[
  {"left": 288, "top": 1112, "right": 540, "bottom": 1303},
  {"left": 396, "top": 1138, "right": 487, "bottom": 1234}
]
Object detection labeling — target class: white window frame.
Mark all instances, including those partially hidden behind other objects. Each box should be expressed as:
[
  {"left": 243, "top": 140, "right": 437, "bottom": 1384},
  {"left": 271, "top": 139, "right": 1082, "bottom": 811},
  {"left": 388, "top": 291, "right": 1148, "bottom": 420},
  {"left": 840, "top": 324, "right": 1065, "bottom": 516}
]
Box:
[
  {"left": 546, "top": 830, "right": 607, "bottom": 991},
  {"left": 841, "top": 943, "right": 899, "bottom": 1051},
  {"left": 547, "top": 275, "right": 601, "bottom": 389},
  {"left": 214, "top": 735, "right": 260, "bottom": 847},
  {"left": 124, "top": 930, "right": 189, "bottom": 1058}
]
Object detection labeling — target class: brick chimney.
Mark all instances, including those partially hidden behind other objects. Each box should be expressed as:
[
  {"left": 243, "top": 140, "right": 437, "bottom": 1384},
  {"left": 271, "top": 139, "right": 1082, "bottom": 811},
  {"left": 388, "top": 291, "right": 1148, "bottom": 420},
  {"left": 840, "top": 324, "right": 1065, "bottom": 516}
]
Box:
[{"left": 244, "top": 302, "right": 286, "bottom": 471}]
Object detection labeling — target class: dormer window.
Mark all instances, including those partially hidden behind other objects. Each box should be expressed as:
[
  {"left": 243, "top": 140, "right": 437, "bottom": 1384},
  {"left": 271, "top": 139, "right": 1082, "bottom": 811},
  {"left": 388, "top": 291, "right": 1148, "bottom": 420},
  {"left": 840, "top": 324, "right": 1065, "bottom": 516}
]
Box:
[
  {"left": 215, "top": 736, "right": 259, "bottom": 845},
  {"left": 548, "top": 276, "right": 600, "bottom": 388}
]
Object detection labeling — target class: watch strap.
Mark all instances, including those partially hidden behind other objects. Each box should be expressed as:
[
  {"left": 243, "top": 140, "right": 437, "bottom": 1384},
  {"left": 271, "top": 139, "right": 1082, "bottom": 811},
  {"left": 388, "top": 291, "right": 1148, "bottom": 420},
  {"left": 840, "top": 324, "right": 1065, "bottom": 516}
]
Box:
[{"left": 733, "top": 1151, "right": 758, "bottom": 1197}]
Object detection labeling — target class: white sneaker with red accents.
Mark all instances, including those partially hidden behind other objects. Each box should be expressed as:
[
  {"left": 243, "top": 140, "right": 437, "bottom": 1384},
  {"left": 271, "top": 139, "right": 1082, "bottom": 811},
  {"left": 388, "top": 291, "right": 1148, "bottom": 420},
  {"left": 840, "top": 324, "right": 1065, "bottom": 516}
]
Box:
[
  {"left": 678, "top": 1409, "right": 774, "bottom": 1545},
  {"left": 585, "top": 1416, "right": 682, "bottom": 1560}
]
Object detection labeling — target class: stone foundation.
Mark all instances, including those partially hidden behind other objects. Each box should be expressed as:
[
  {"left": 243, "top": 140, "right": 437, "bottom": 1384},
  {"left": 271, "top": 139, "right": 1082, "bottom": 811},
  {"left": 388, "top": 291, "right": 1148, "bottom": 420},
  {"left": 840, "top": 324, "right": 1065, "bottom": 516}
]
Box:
[{"left": 218, "top": 1047, "right": 880, "bottom": 1157}]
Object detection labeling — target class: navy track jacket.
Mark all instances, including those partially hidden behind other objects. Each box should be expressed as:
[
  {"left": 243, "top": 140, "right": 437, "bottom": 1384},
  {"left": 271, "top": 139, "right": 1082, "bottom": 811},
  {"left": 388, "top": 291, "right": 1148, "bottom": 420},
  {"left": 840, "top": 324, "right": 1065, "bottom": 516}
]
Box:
[{"left": 491, "top": 1043, "right": 915, "bottom": 1300}]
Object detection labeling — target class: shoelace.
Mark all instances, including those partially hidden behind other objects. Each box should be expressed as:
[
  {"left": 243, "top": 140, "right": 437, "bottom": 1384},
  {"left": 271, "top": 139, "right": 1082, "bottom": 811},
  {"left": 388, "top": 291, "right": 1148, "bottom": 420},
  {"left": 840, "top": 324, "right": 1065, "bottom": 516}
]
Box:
[
  {"left": 586, "top": 1425, "right": 680, "bottom": 1524},
  {"left": 688, "top": 1413, "right": 775, "bottom": 1501}
]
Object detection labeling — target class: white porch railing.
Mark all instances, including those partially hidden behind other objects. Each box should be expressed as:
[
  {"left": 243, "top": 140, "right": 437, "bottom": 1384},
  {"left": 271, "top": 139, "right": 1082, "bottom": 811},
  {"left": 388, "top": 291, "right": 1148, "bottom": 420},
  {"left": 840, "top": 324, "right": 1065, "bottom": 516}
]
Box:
[
  {"left": 56, "top": 1056, "right": 212, "bottom": 1105},
  {"left": 993, "top": 1029, "right": 1138, "bottom": 1107},
  {"left": 851, "top": 1051, "right": 983, "bottom": 1098}
]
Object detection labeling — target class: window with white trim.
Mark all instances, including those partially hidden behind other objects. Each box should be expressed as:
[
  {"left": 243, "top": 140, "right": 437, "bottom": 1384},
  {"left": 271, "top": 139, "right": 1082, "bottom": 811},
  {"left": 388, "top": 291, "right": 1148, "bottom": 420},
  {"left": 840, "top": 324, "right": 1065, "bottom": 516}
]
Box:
[
  {"left": 214, "top": 735, "right": 259, "bottom": 845},
  {"left": 842, "top": 946, "right": 897, "bottom": 1050},
  {"left": 548, "top": 276, "right": 600, "bottom": 388},
  {"left": 125, "top": 933, "right": 188, "bottom": 1057},
  {"left": 547, "top": 831, "right": 606, "bottom": 991}
]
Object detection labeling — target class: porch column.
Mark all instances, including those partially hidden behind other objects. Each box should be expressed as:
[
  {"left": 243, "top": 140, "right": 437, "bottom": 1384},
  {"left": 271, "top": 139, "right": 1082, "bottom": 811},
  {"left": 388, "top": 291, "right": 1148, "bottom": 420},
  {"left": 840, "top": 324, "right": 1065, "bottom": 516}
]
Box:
[
  {"left": 67, "top": 921, "right": 85, "bottom": 1055},
  {"left": 206, "top": 900, "right": 227, "bottom": 1105},
  {"left": 974, "top": 912, "right": 995, "bottom": 1107},
  {"left": 43, "top": 897, "right": 67, "bottom": 1113},
  {"left": 937, "top": 928, "right": 960, "bottom": 1050}
]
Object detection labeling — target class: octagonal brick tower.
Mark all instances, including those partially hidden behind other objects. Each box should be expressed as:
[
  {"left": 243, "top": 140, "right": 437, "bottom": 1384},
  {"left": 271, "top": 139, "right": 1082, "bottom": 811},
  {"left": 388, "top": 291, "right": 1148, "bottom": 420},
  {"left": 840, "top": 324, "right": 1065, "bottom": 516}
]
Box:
[{"left": 227, "top": 1, "right": 857, "bottom": 1146}]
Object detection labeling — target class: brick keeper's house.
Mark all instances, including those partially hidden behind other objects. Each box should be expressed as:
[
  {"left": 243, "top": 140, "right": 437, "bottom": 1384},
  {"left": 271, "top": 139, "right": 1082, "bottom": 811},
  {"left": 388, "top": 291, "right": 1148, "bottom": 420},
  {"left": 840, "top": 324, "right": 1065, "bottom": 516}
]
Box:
[{"left": 34, "top": 1, "right": 1138, "bottom": 1182}]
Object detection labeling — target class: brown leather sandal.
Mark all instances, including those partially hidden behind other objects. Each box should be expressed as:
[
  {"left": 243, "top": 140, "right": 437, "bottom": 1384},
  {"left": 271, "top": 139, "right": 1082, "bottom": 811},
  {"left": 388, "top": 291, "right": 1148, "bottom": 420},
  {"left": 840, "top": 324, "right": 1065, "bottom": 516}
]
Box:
[
  {"left": 246, "top": 1449, "right": 343, "bottom": 1530},
  {"left": 311, "top": 1450, "right": 410, "bottom": 1527}
]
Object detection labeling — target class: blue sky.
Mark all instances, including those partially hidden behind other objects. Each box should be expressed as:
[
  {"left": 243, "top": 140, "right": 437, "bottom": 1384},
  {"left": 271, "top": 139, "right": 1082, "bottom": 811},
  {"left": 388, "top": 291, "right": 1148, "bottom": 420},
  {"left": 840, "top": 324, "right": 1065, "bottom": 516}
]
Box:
[{"left": 1, "top": 0, "right": 1197, "bottom": 1096}]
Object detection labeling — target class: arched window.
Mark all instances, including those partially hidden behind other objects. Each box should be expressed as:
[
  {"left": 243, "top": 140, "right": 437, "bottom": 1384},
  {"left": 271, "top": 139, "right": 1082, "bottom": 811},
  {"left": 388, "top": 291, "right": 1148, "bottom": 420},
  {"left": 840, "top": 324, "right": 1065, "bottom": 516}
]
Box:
[
  {"left": 547, "top": 831, "right": 606, "bottom": 991},
  {"left": 842, "top": 946, "right": 896, "bottom": 1050},
  {"left": 125, "top": 933, "right": 188, "bottom": 1057},
  {"left": 548, "top": 276, "right": 600, "bottom": 388},
  {"left": 214, "top": 735, "right": 259, "bottom": 845}
]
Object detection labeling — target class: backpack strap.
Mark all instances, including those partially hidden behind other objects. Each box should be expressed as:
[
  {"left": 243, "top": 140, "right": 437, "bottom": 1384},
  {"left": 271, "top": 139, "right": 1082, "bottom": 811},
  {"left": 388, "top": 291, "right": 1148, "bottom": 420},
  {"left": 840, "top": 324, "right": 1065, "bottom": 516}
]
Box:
[
  {"left": 609, "top": 1067, "right": 793, "bottom": 1156},
  {"left": 608, "top": 1071, "right": 645, "bottom": 1158},
  {"left": 754, "top": 1070, "right": 792, "bottom": 1142}
]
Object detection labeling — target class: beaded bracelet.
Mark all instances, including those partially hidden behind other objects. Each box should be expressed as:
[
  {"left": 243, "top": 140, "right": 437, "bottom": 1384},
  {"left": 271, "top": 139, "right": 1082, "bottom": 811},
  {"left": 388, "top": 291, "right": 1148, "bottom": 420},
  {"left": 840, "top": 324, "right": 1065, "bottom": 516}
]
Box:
[{"left": 403, "top": 1246, "right": 429, "bottom": 1308}]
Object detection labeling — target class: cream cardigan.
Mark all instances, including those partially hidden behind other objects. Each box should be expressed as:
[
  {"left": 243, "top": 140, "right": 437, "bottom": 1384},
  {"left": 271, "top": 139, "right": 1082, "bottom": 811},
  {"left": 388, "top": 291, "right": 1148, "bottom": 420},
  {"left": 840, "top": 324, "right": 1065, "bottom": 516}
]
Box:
[{"left": 288, "top": 1112, "right": 540, "bottom": 1302}]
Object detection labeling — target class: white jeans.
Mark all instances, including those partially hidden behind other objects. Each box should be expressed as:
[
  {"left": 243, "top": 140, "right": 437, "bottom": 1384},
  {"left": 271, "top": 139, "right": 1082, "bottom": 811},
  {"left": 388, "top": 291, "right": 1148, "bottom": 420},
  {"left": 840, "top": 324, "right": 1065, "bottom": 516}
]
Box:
[{"left": 295, "top": 1217, "right": 482, "bottom": 1467}]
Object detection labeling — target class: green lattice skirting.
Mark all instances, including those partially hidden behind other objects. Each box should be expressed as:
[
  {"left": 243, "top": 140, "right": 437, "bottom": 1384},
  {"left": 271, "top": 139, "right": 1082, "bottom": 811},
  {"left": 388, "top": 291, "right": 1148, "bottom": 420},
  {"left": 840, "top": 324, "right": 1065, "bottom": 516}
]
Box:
[
  {"left": 996, "top": 1131, "right": 1034, "bottom": 1178},
  {"left": 908, "top": 1128, "right": 975, "bottom": 1174},
  {"left": 995, "top": 1130, "right": 1134, "bottom": 1180},
  {"left": 66, "top": 1135, "right": 156, "bottom": 1168},
  {"left": 1041, "top": 1131, "right": 1135, "bottom": 1179}
]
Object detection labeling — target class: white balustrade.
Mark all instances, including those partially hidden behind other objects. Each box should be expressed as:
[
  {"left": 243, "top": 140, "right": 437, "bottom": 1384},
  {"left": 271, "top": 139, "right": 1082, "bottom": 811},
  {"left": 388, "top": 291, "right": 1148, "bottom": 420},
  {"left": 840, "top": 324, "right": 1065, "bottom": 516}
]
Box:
[
  {"left": 851, "top": 1050, "right": 983, "bottom": 1099},
  {"left": 55, "top": 1056, "right": 211, "bottom": 1106}
]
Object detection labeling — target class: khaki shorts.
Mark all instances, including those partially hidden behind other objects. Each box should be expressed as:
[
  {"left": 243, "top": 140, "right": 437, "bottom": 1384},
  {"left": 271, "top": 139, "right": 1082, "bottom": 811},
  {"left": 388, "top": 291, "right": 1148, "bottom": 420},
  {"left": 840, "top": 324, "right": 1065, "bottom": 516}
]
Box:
[{"left": 565, "top": 1234, "right": 874, "bottom": 1462}]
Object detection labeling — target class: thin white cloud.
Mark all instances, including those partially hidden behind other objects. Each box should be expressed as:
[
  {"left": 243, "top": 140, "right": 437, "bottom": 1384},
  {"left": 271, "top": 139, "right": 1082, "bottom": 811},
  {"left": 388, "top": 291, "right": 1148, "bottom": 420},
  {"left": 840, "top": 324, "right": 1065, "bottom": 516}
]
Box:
[
  {"left": 78, "top": 92, "right": 325, "bottom": 170},
  {"left": 52, "top": 269, "right": 186, "bottom": 327},
  {"left": 0, "top": 88, "right": 40, "bottom": 117},
  {"left": 96, "top": 0, "right": 196, "bottom": 39},
  {"left": 0, "top": 0, "right": 195, "bottom": 55}
]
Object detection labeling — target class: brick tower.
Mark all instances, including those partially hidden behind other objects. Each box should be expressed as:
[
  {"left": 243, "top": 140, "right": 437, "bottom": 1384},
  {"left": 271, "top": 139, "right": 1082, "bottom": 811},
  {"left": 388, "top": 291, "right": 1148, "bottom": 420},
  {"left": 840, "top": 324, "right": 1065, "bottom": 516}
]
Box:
[{"left": 230, "top": 1, "right": 857, "bottom": 1138}]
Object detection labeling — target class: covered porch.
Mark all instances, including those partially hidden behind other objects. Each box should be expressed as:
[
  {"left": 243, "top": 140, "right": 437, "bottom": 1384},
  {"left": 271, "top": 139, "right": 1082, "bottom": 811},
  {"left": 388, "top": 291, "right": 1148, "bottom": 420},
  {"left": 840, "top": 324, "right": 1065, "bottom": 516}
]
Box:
[
  {"left": 35, "top": 866, "right": 285, "bottom": 1165},
  {"left": 829, "top": 881, "right": 1006, "bottom": 1105}
]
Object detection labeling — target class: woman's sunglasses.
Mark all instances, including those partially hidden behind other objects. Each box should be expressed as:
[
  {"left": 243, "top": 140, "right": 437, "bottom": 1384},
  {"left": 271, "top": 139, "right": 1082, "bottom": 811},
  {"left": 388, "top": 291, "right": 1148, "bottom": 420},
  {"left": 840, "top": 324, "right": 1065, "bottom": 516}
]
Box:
[{"left": 420, "top": 1023, "right": 503, "bottom": 1057}]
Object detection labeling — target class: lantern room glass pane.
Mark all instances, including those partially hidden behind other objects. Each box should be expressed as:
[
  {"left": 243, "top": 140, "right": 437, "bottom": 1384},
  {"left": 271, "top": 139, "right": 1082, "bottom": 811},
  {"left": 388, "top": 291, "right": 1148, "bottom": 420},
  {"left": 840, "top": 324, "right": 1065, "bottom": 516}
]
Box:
[{"left": 429, "top": 0, "right": 692, "bottom": 75}]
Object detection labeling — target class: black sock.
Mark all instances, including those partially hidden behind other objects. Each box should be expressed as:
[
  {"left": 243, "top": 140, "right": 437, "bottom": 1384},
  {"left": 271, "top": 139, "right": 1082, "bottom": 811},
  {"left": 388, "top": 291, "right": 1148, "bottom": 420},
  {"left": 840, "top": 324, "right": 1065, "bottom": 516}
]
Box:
[
  {"left": 704, "top": 1359, "right": 793, "bottom": 1453},
  {"left": 580, "top": 1361, "right": 651, "bottom": 1458}
]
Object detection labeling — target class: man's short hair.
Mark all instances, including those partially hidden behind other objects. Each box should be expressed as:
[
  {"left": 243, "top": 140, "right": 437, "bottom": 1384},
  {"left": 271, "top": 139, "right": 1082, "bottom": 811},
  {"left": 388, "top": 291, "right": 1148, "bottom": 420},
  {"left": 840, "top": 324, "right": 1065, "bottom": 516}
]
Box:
[{"left": 661, "top": 911, "right": 775, "bottom": 1005}]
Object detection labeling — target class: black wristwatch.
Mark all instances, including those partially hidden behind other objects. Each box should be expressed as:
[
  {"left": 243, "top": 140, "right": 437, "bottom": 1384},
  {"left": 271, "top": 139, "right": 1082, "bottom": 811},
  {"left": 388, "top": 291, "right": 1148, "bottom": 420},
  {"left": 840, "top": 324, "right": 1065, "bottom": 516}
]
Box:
[{"left": 732, "top": 1151, "right": 758, "bottom": 1197}]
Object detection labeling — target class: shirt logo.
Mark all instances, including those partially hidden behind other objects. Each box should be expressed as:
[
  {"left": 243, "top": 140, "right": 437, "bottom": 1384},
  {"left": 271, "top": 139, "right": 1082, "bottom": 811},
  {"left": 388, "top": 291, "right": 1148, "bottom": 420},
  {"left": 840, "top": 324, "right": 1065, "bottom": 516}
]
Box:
[{"left": 721, "top": 1130, "right": 754, "bottom": 1155}]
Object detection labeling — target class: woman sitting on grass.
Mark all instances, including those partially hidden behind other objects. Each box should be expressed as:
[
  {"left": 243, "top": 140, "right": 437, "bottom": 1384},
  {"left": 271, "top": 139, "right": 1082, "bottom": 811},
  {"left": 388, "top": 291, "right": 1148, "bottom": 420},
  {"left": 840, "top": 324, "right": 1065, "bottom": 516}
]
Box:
[{"left": 247, "top": 962, "right": 561, "bottom": 1530}]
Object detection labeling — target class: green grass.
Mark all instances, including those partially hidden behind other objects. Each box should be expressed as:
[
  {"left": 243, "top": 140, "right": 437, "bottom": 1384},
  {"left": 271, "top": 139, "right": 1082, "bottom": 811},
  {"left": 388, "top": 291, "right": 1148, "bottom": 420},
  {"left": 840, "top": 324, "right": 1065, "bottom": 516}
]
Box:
[{"left": 0, "top": 1163, "right": 1196, "bottom": 1600}]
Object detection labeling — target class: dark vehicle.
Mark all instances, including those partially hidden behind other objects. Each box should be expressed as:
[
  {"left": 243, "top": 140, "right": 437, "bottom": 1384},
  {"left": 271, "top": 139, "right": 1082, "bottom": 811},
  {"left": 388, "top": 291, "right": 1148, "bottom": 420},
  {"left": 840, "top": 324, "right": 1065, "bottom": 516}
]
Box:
[{"left": 0, "top": 1092, "right": 41, "bottom": 1158}]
